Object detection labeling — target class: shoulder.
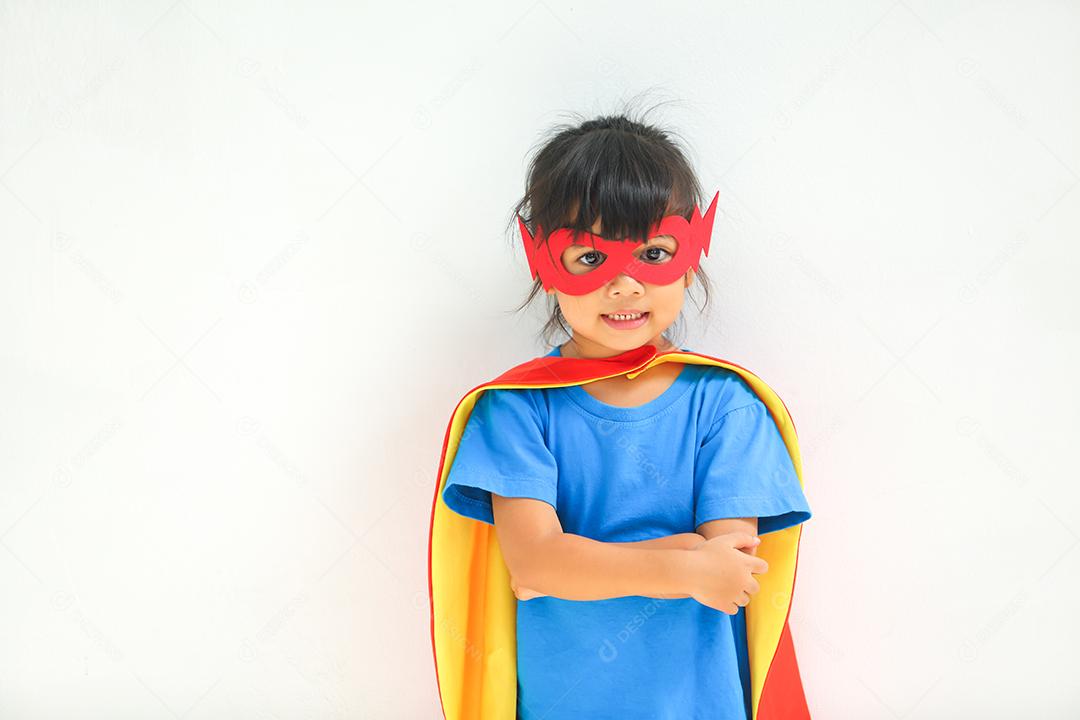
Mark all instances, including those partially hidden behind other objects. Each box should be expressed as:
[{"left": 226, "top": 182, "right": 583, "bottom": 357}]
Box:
[
  {"left": 681, "top": 363, "right": 773, "bottom": 441},
  {"left": 467, "top": 385, "right": 549, "bottom": 428},
  {"left": 690, "top": 364, "right": 764, "bottom": 411}
]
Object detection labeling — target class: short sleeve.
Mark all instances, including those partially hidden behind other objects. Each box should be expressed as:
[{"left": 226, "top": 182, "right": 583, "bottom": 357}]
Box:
[
  {"left": 694, "top": 400, "right": 811, "bottom": 535},
  {"left": 441, "top": 388, "right": 559, "bottom": 525}
]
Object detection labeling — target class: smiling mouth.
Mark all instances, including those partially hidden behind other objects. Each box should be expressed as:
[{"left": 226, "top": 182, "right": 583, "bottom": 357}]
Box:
[{"left": 601, "top": 311, "right": 650, "bottom": 329}]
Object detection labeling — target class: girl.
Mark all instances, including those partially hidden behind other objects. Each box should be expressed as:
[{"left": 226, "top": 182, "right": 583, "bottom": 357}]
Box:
[{"left": 431, "top": 112, "right": 812, "bottom": 720}]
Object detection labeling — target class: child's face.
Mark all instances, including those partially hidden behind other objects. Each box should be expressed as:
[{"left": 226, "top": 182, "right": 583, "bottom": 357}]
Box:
[{"left": 545, "top": 214, "right": 694, "bottom": 356}]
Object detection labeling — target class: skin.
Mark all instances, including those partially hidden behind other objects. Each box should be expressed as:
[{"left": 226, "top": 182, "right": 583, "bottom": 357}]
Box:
[{"left": 505, "top": 213, "right": 762, "bottom": 604}]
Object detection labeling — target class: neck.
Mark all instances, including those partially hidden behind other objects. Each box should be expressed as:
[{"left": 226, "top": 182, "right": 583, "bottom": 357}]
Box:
[{"left": 561, "top": 332, "right": 676, "bottom": 360}]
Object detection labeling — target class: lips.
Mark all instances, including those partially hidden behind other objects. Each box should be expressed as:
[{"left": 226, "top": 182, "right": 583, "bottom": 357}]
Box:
[{"left": 601, "top": 311, "right": 650, "bottom": 330}]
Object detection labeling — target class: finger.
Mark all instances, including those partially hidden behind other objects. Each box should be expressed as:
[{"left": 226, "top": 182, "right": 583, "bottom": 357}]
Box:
[{"left": 730, "top": 533, "right": 761, "bottom": 549}]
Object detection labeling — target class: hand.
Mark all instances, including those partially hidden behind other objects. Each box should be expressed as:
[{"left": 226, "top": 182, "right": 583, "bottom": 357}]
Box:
[{"left": 688, "top": 532, "right": 768, "bottom": 615}]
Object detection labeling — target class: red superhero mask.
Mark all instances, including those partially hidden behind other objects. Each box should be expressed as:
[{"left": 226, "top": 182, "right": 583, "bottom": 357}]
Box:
[{"left": 516, "top": 191, "right": 719, "bottom": 295}]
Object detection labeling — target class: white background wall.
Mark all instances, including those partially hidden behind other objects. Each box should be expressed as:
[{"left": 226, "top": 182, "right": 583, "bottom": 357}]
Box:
[{"left": 2, "top": 1, "right": 1078, "bottom": 717}]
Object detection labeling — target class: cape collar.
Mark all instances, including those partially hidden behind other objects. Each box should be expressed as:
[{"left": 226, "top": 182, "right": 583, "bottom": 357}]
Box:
[{"left": 487, "top": 343, "right": 684, "bottom": 388}]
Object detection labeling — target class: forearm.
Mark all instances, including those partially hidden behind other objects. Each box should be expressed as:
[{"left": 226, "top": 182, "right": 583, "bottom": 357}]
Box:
[
  {"left": 609, "top": 532, "right": 704, "bottom": 551},
  {"left": 521, "top": 532, "right": 697, "bottom": 601},
  {"left": 601, "top": 532, "right": 703, "bottom": 598},
  {"left": 697, "top": 518, "right": 758, "bottom": 553}
]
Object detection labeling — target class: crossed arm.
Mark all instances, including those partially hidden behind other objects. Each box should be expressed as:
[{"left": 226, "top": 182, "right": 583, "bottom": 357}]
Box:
[{"left": 492, "top": 493, "right": 758, "bottom": 601}]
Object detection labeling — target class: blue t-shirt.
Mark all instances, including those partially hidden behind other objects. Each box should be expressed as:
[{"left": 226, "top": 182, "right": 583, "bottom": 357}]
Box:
[{"left": 442, "top": 346, "right": 811, "bottom": 720}]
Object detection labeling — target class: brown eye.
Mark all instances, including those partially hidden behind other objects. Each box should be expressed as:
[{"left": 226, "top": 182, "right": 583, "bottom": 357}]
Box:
[
  {"left": 579, "top": 250, "right": 605, "bottom": 267},
  {"left": 561, "top": 245, "right": 606, "bottom": 275},
  {"left": 639, "top": 235, "right": 677, "bottom": 264},
  {"left": 641, "top": 247, "right": 672, "bottom": 263}
]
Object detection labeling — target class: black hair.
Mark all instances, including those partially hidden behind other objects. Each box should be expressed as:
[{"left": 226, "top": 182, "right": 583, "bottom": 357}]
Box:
[{"left": 505, "top": 100, "right": 714, "bottom": 349}]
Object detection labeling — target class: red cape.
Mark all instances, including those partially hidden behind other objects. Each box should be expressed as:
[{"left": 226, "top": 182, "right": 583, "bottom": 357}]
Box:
[{"left": 428, "top": 344, "right": 811, "bottom": 719}]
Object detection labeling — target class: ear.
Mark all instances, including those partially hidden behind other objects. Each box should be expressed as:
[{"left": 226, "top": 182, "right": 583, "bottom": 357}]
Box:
[{"left": 684, "top": 269, "right": 695, "bottom": 288}]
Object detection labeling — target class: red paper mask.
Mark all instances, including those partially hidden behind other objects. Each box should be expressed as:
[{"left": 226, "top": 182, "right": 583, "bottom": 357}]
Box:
[{"left": 517, "top": 191, "right": 719, "bottom": 295}]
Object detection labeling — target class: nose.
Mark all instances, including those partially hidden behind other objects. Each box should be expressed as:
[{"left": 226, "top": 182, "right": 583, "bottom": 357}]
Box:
[{"left": 607, "top": 272, "right": 644, "bottom": 295}]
